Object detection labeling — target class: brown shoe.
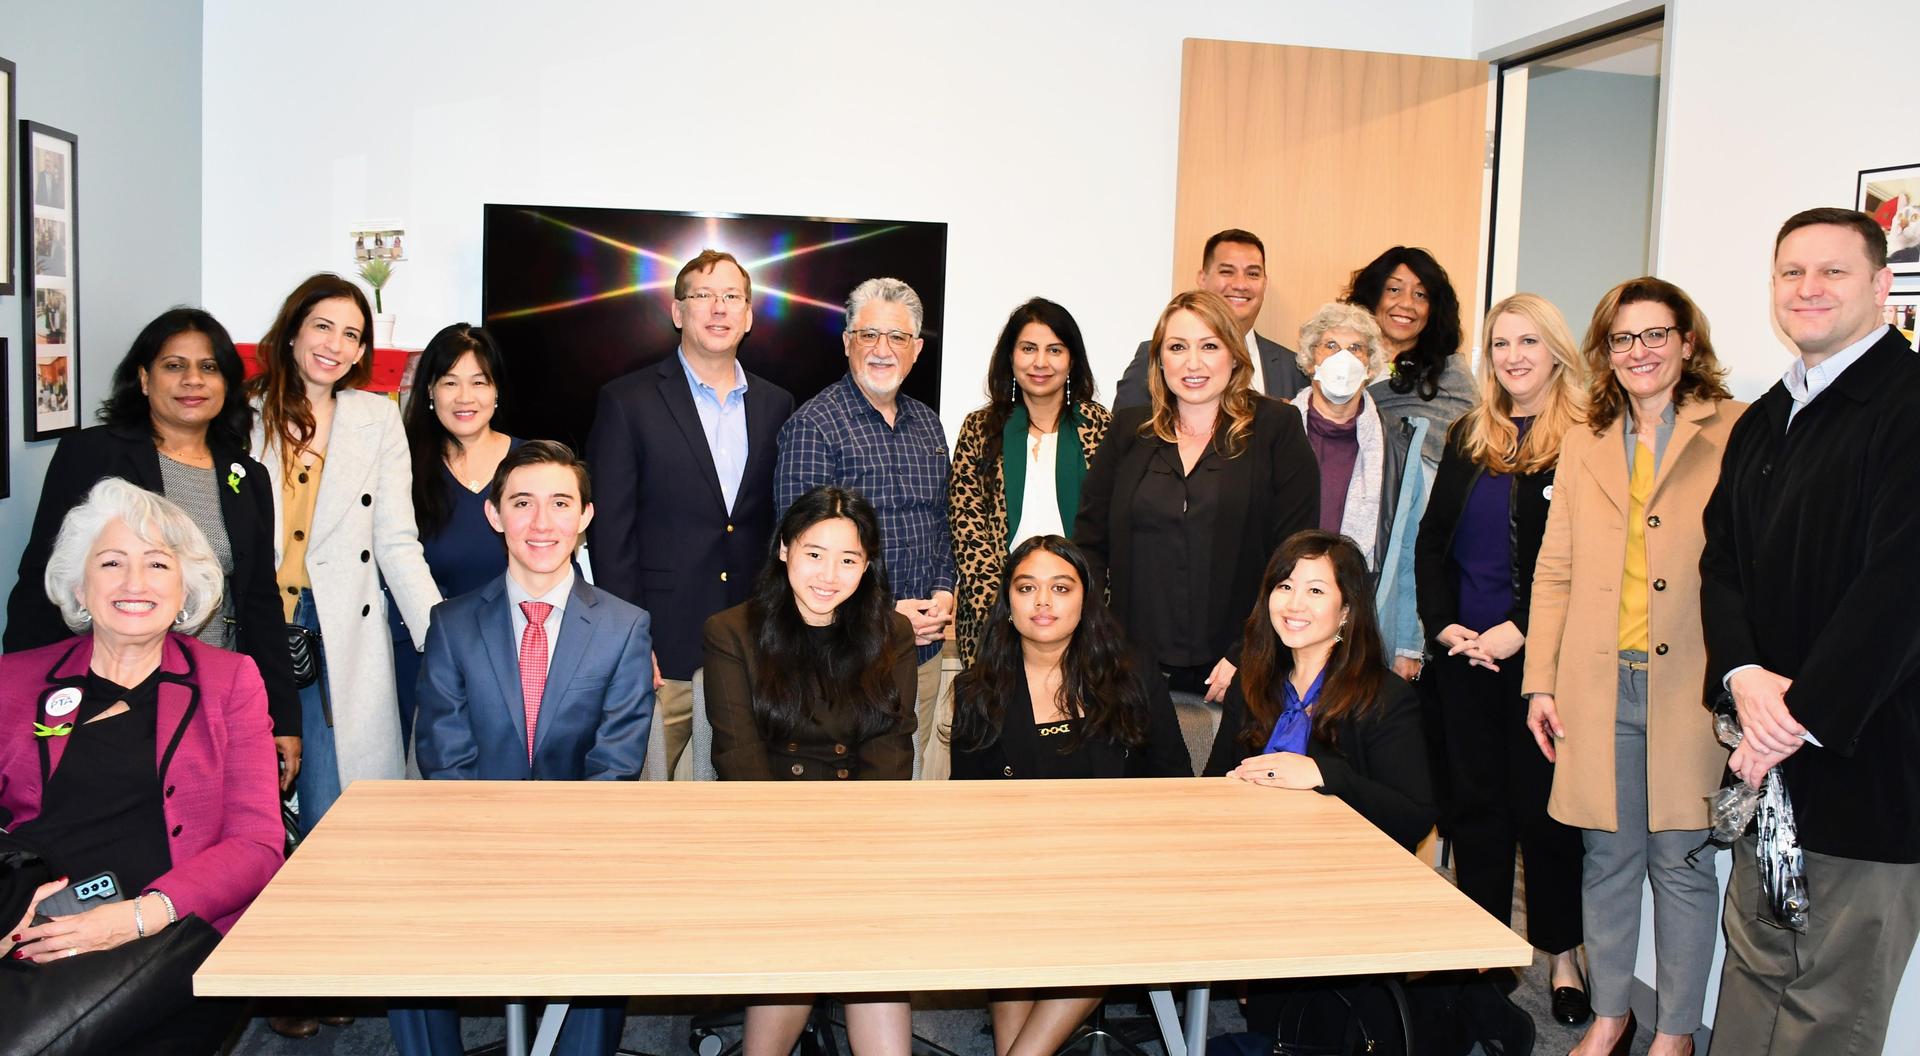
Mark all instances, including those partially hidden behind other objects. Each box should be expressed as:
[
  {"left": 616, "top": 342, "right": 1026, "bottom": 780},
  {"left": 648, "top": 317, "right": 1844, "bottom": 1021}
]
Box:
[
  {"left": 268, "top": 1016, "right": 320, "bottom": 1038},
  {"left": 318, "top": 1015, "right": 356, "bottom": 1026}
]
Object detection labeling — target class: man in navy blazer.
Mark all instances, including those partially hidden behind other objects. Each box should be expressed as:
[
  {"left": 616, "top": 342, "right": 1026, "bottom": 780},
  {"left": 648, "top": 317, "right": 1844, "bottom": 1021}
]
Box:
[
  {"left": 397, "top": 440, "right": 652, "bottom": 1056},
  {"left": 587, "top": 249, "right": 793, "bottom": 778}
]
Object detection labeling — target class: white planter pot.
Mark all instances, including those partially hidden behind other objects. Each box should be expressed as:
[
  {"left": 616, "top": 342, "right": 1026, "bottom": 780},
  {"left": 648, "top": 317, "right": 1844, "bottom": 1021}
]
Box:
[{"left": 373, "top": 312, "right": 396, "bottom": 348}]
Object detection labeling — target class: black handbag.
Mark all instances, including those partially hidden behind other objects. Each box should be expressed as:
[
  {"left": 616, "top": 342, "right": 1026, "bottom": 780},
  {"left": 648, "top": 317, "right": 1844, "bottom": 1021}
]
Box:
[{"left": 1, "top": 838, "right": 224, "bottom": 1056}]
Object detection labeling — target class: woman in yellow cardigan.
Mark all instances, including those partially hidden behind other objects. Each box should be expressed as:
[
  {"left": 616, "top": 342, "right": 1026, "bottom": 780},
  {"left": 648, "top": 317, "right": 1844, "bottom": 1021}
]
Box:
[{"left": 1524, "top": 277, "right": 1745, "bottom": 1056}]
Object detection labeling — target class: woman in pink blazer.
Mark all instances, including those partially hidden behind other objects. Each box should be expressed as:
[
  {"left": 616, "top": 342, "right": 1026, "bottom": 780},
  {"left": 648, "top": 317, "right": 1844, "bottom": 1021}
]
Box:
[{"left": 2, "top": 478, "right": 281, "bottom": 1049}]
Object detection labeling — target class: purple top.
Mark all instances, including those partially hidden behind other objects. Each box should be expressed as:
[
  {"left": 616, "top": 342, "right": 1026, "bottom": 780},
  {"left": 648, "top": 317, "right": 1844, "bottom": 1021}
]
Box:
[
  {"left": 1305, "top": 403, "right": 1360, "bottom": 535},
  {"left": 1451, "top": 417, "right": 1532, "bottom": 633}
]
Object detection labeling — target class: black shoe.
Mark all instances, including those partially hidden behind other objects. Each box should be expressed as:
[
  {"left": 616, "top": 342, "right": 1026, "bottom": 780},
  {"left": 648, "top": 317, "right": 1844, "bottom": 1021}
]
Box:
[{"left": 1550, "top": 976, "right": 1591, "bottom": 1026}]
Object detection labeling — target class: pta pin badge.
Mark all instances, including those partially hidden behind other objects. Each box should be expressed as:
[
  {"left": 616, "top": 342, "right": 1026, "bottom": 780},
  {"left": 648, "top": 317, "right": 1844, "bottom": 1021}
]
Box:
[{"left": 45, "top": 687, "right": 83, "bottom": 719}]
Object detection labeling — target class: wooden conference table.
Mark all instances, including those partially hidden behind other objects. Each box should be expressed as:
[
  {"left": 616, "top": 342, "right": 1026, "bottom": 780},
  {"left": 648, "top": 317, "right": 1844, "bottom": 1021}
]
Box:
[{"left": 197, "top": 779, "right": 1529, "bottom": 1056}]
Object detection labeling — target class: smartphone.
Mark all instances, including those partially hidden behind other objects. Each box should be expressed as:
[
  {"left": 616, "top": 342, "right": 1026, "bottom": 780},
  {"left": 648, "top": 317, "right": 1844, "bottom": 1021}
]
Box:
[{"left": 32, "top": 870, "right": 123, "bottom": 924}]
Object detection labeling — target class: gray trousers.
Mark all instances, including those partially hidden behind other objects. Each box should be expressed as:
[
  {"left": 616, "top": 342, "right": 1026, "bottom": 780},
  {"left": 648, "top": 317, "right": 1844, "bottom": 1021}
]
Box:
[
  {"left": 1580, "top": 653, "right": 1719, "bottom": 1032},
  {"left": 1713, "top": 836, "right": 1920, "bottom": 1053}
]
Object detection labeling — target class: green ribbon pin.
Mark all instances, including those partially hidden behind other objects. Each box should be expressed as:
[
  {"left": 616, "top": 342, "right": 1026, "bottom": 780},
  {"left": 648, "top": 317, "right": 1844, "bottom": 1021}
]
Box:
[
  {"left": 227, "top": 462, "right": 246, "bottom": 494},
  {"left": 33, "top": 721, "right": 72, "bottom": 738}
]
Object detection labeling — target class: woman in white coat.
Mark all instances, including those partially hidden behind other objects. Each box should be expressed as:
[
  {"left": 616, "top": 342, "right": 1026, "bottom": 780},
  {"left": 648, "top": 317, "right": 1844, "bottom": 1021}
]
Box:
[{"left": 249, "top": 274, "right": 441, "bottom": 838}]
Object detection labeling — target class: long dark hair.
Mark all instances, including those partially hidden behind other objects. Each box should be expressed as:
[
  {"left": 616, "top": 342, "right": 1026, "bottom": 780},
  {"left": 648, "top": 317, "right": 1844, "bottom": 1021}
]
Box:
[
  {"left": 976, "top": 298, "right": 1098, "bottom": 464},
  {"left": 1237, "top": 530, "right": 1386, "bottom": 753},
  {"left": 949, "top": 536, "right": 1149, "bottom": 753},
  {"left": 405, "top": 323, "right": 508, "bottom": 538},
  {"left": 99, "top": 307, "right": 252, "bottom": 452},
  {"left": 1342, "top": 247, "right": 1462, "bottom": 400},
  {"left": 247, "top": 273, "right": 375, "bottom": 477},
  {"left": 747, "top": 485, "right": 903, "bottom": 742}
]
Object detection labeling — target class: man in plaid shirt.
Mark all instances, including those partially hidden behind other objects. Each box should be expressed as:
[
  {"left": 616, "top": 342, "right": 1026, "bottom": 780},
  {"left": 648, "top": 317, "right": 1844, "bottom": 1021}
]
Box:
[{"left": 775, "top": 277, "right": 955, "bottom": 775}]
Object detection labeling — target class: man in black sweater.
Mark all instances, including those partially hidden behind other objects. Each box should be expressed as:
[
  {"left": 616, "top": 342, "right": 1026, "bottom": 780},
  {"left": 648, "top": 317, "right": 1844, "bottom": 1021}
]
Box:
[{"left": 1700, "top": 207, "right": 1920, "bottom": 1053}]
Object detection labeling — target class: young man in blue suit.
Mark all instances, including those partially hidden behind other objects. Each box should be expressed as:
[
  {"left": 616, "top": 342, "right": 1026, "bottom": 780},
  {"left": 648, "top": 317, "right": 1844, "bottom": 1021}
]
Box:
[{"left": 394, "top": 439, "right": 654, "bottom": 1056}]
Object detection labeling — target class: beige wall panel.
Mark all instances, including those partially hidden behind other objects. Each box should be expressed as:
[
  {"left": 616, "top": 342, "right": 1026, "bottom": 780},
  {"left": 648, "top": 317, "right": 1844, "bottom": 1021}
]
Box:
[{"left": 1175, "top": 39, "right": 1488, "bottom": 353}]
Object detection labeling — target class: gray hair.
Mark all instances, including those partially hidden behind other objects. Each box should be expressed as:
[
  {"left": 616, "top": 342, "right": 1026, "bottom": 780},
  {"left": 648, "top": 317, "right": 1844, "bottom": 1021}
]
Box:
[
  {"left": 845, "top": 277, "right": 924, "bottom": 336},
  {"left": 1296, "top": 301, "right": 1389, "bottom": 379},
  {"left": 45, "top": 477, "right": 224, "bottom": 634}
]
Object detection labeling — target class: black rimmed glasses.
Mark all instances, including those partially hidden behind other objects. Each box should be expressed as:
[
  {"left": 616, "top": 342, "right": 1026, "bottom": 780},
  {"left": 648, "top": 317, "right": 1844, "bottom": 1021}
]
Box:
[
  {"left": 682, "top": 290, "right": 747, "bottom": 308},
  {"left": 848, "top": 328, "right": 915, "bottom": 352},
  {"left": 1607, "top": 326, "right": 1678, "bottom": 354}
]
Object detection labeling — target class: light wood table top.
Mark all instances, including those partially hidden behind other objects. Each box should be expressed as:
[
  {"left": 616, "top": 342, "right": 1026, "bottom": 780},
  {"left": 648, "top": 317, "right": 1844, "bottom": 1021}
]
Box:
[{"left": 196, "top": 778, "right": 1529, "bottom": 998}]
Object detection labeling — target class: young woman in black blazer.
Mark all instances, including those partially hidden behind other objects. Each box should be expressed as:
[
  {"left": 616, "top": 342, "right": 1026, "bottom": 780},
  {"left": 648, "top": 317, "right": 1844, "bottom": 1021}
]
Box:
[
  {"left": 1414, "top": 292, "right": 1590, "bottom": 1023},
  {"left": 1074, "top": 290, "right": 1318, "bottom": 704},
  {"left": 949, "top": 535, "right": 1189, "bottom": 787},
  {"left": 1203, "top": 530, "right": 1435, "bottom": 851},
  {"left": 2, "top": 308, "right": 301, "bottom": 781},
  {"left": 949, "top": 534, "right": 1186, "bottom": 1056},
  {"left": 703, "top": 484, "right": 916, "bottom": 1056}
]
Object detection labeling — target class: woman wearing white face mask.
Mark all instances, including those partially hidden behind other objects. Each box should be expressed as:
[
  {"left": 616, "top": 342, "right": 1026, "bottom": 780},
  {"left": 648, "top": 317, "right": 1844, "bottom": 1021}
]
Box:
[{"left": 1287, "top": 303, "right": 1428, "bottom": 677}]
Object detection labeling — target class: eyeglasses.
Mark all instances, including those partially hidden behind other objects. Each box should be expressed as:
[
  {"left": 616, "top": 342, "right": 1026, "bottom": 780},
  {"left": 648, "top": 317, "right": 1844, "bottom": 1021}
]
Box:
[
  {"left": 847, "top": 328, "right": 915, "bottom": 352},
  {"left": 1317, "top": 340, "right": 1366, "bottom": 357},
  {"left": 682, "top": 290, "right": 747, "bottom": 307},
  {"left": 1607, "top": 326, "right": 1678, "bottom": 354}
]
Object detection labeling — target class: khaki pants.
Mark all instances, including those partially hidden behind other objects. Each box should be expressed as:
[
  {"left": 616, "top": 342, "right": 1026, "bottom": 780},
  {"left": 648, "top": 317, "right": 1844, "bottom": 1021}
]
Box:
[
  {"left": 1712, "top": 835, "right": 1920, "bottom": 1053},
  {"left": 657, "top": 678, "right": 694, "bottom": 781},
  {"left": 914, "top": 645, "right": 954, "bottom": 780}
]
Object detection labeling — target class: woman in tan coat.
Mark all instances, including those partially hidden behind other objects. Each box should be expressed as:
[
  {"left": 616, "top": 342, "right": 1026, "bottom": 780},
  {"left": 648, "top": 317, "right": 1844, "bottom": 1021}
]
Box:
[{"left": 1524, "top": 277, "right": 1744, "bottom": 1056}]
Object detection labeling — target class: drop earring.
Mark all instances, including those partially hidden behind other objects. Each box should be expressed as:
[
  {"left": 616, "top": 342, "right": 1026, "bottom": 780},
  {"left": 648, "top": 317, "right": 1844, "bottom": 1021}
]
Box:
[
  {"left": 1011, "top": 380, "right": 1019, "bottom": 403},
  {"left": 1065, "top": 377, "right": 1072, "bottom": 406},
  {"left": 1333, "top": 613, "right": 1348, "bottom": 644}
]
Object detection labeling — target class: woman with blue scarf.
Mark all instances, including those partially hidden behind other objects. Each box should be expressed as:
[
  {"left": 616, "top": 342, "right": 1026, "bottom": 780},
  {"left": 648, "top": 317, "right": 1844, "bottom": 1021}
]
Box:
[{"left": 1203, "top": 529, "right": 1435, "bottom": 851}]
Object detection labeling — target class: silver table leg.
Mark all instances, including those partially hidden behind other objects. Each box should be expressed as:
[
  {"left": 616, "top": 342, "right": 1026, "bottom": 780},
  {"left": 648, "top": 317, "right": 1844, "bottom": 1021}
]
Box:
[
  {"left": 504, "top": 999, "right": 573, "bottom": 1056},
  {"left": 1147, "top": 985, "right": 1210, "bottom": 1056}
]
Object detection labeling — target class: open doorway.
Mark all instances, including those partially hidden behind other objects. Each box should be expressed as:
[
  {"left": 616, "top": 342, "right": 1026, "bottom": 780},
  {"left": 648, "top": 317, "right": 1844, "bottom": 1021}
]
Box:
[{"left": 1486, "top": 16, "right": 1666, "bottom": 328}]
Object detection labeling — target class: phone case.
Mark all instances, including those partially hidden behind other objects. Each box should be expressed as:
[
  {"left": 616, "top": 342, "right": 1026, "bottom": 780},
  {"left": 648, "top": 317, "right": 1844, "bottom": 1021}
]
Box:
[{"left": 32, "top": 870, "right": 123, "bottom": 923}]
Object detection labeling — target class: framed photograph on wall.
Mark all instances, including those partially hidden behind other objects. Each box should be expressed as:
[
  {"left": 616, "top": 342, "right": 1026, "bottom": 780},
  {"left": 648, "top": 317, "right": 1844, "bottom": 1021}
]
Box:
[
  {"left": 1884, "top": 292, "right": 1920, "bottom": 351},
  {"left": 0, "top": 56, "right": 16, "bottom": 296},
  {"left": 1857, "top": 163, "right": 1920, "bottom": 276},
  {"left": 20, "top": 121, "right": 79, "bottom": 441}
]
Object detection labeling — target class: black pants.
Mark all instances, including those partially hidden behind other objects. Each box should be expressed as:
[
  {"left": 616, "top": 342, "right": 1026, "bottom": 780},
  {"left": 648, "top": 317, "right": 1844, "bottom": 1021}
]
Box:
[{"left": 1428, "top": 649, "right": 1582, "bottom": 954}]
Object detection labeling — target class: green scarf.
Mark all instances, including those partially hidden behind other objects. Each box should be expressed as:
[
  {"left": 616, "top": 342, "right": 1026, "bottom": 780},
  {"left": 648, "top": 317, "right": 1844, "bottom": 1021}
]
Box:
[{"left": 1000, "top": 403, "right": 1087, "bottom": 542}]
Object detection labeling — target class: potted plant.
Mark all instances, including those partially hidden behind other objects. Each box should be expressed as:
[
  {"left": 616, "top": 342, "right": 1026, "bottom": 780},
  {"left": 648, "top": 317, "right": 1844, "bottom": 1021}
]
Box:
[{"left": 357, "top": 256, "right": 397, "bottom": 347}]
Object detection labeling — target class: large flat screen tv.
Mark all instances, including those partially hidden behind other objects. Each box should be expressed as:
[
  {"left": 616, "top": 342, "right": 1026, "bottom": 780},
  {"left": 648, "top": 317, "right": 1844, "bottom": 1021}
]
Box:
[{"left": 481, "top": 204, "right": 948, "bottom": 454}]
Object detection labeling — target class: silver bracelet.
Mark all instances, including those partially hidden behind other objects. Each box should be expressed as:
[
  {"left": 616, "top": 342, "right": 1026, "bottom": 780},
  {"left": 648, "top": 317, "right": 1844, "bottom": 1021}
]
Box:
[
  {"left": 134, "top": 896, "right": 147, "bottom": 939},
  {"left": 154, "top": 891, "right": 178, "bottom": 926}
]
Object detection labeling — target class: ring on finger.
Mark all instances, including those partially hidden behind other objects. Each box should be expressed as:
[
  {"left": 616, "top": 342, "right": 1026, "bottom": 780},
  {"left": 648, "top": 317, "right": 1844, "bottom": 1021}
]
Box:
[{"left": 1266, "top": 770, "right": 1276, "bottom": 779}]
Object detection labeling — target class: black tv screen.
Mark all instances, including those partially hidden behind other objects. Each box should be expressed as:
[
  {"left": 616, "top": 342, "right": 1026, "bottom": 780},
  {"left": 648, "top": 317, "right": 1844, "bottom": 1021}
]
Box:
[{"left": 481, "top": 204, "right": 948, "bottom": 454}]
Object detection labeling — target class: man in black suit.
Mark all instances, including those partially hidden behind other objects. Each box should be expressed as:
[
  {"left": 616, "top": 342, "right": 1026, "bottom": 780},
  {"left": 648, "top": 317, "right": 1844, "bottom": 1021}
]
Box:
[
  {"left": 587, "top": 250, "right": 794, "bottom": 777},
  {"left": 1701, "top": 207, "right": 1920, "bottom": 1053},
  {"left": 1112, "top": 228, "right": 1307, "bottom": 408}
]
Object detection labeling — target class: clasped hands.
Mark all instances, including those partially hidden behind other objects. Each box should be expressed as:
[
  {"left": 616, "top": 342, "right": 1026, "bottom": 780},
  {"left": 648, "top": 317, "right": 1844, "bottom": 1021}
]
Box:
[
  {"left": 897, "top": 592, "right": 956, "bottom": 646},
  {"left": 7, "top": 878, "right": 165, "bottom": 965},
  {"left": 1435, "top": 621, "right": 1524, "bottom": 672},
  {"left": 1726, "top": 666, "right": 1803, "bottom": 789}
]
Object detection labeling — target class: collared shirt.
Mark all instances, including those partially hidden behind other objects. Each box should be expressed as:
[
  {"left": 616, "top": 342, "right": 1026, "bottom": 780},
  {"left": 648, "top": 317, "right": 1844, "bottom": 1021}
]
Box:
[
  {"left": 678, "top": 350, "right": 751, "bottom": 512},
  {"left": 775, "top": 373, "right": 955, "bottom": 662},
  {"left": 506, "top": 568, "right": 573, "bottom": 685},
  {"left": 1783, "top": 324, "right": 1887, "bottom": 427},
  {"left": 1244, "top": 324, "right": 1266, "bottom": 396}
]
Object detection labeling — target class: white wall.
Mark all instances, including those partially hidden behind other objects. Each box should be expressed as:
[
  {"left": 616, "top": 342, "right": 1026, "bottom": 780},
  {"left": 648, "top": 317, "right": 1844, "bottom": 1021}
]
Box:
[
  {"left": 0, "top": 1, "right": 203, "bottom": 633},
  {"left": 199, "top": 0, "right": 1476, "bottom": 442}
]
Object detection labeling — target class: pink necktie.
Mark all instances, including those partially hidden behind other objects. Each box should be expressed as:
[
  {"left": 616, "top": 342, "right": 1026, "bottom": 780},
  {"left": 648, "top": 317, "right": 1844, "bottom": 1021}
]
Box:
[{"left": 518, "top": 601, "right": 553, "bottom": 764}]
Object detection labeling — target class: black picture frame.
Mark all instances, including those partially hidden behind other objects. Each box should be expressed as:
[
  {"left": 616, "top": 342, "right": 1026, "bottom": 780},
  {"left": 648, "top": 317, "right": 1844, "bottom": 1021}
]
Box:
[
  {"left": 0, "top": 56, "right": 16, "bottom": 297},
  {"left": 0, "top": 337, "right": 10, "bottom": 499},
  {"left": 20, "top": 120, "right": 79, "bottom": 441},
  {"left": 1855, "top": 162, "right": 1920, "bottom": 276}
]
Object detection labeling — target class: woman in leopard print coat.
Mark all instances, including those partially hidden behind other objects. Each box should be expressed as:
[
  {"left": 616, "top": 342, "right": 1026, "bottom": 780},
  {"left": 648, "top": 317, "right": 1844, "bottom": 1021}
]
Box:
[{"left": 949, "top": 298, "right": 1110, "bottom": 665}]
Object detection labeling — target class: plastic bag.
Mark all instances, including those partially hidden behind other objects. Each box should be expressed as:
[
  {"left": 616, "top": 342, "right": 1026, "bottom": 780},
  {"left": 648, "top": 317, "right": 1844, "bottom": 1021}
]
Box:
[{"left": 1708, "top": 694, "right": 1810, "bottom": 932}]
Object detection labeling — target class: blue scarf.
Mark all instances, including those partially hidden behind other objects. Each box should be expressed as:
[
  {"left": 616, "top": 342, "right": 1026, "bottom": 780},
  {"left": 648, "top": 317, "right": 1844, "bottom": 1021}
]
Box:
[{"left": 1262, "top": 668, "right": 1326, "bottom": 756}]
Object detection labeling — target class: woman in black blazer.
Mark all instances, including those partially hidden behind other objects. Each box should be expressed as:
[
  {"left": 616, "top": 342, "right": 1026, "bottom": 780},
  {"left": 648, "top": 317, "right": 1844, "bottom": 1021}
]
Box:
[
  {"left": 1203, "top": 530, "right": 1435, "bottom": 851},
  {"left": 949, "top": 533, "right": 1187, "bottom": 1056},
  {"left": 3, "top": 308, "right": 300, "bottom": 783},
  {"left": 1074, "top": 290, "right": 1318, "bottom": 704}
]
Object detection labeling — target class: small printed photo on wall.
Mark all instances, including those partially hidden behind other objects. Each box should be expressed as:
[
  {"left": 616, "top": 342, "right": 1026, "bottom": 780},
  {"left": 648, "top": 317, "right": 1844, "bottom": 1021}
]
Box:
[{"left": 1858, "top": 163, "right": 1920, "bottom": 274}]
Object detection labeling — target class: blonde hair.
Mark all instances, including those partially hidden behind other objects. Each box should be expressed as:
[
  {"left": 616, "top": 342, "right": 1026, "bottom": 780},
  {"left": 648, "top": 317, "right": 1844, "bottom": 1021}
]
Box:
[
  {"left": 1141, "top": 290, "right": 1259, "bottom": 457},
  {"left": 1455, "top": 293, "right": 1586, "bottom": 474},
  {"left": 1295, "top": 302, "right": 1388, "bottom": 380}
]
